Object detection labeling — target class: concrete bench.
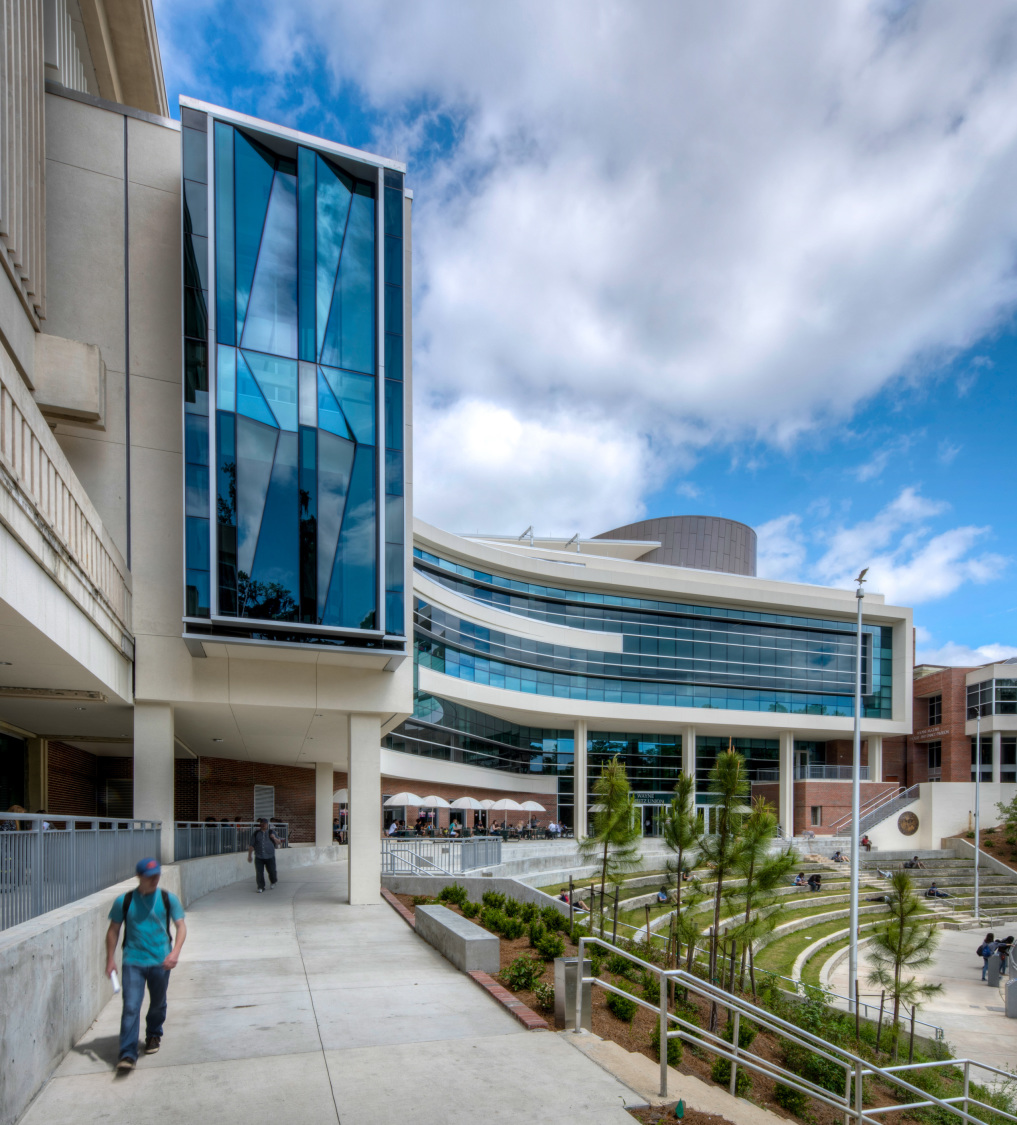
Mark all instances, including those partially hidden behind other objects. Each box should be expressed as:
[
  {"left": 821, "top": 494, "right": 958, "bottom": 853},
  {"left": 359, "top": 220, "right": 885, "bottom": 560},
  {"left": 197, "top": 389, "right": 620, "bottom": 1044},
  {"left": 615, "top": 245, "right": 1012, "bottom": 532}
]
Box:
[{"left": 415, "top": 905, "right": 500, "bottom": 974}]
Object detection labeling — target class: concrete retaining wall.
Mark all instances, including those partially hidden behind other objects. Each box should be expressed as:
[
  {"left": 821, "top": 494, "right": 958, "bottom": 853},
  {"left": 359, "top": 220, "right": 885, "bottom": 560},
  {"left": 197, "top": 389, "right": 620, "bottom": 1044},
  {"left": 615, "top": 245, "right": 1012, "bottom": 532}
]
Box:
[
  {"left": 0, "top": 844, "right": 344, "bottom": 1125},
  {"left": 415, "top": 904, "right": 500, "bottom": 973},
  {"left": 381, "top": 874, "right": 570, "bottom": 915}
]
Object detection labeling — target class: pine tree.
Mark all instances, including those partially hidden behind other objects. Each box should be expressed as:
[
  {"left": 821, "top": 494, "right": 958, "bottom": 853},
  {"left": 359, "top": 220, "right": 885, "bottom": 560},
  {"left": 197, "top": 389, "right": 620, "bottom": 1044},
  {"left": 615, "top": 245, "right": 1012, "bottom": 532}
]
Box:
[
  {"left": 662, "top": 772, "right": 705, "bottom": 973},
  {"left": 578, "top": 756, "right": 641, "bottom": 936},
  {"left": 865, "top": 871, "right": 942, "bottom": 1058}
]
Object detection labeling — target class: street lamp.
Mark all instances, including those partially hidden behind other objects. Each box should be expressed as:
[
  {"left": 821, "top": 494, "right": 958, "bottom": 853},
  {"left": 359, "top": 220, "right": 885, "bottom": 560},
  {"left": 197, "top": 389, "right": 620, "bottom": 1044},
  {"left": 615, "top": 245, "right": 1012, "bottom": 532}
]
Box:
[
  {"left": 848, "top": 567, "right": 867, "bottom": 1015},
  {"left": 974, "top": 705, "right": 982, "bottom": 922}
]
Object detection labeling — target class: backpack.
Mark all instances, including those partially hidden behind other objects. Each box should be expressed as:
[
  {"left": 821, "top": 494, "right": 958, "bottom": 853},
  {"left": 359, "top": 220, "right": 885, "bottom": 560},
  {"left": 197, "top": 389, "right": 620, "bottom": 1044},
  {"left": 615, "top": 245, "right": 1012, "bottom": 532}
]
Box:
[
  {"left": 121, "top": 889, "right": 172, "bottom": 949},
  {"left": 977, "top": 942, "right": 992, "bottom": 957}
]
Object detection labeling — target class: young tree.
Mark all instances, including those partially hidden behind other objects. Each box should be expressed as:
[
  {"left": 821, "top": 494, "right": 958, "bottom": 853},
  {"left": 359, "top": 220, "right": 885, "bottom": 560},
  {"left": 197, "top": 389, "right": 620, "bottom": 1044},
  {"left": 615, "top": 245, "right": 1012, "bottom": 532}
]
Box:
[
  {"left": 996, "top": 793, "right": 1017, "bottom": 851},
  {"left": 732, "top": 797, "right": 798, "bottom": 996},
  {"left": 697, "top": 746, "right": 750, "bottom": 1029},
  {"left": 865, "top": 871, "right": 943, "bottom": 1059},
  {"left": 662, "top": 772, "right": 706, "bottom": 974},
  {"left": 578, "top": 756, "right": 641, "bottom": 936}
]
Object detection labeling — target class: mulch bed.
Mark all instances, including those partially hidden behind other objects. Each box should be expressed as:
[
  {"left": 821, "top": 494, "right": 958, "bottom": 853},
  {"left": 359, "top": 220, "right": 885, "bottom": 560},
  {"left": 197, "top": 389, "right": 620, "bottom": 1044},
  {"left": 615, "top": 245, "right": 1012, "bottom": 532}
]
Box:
[{"left": 956, "top": 827, "right": 1017, "bottom": 874}]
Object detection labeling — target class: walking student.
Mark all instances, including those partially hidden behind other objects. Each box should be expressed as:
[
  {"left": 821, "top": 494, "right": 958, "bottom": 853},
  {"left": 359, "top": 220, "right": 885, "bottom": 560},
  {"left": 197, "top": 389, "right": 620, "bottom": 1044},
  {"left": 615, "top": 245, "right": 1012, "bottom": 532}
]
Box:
[
  {"left": 105, "top": 857, "right": 186, "bottom": 1072},
  {"left": 248, "top": 817, "right": 282, "bottom": 892},
  {"left": 978, "top": 932, "right": 998, "bottom": 981}
]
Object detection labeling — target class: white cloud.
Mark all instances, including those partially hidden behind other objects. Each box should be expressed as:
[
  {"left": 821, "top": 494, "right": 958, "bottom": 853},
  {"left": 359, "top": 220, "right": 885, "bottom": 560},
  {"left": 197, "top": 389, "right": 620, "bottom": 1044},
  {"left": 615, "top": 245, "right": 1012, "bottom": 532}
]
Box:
[
  {"left": 757, "top": 487, "right": 1008, "bottom": 604},
  {"left": 674, "top": 482, "right": 701, "bottom": 500},
  {"left": 914, "top": 626, "right": 1017, "bottom": 667},
  {"left": 937, "top": 440, "right": 962, "bottom": 465}
]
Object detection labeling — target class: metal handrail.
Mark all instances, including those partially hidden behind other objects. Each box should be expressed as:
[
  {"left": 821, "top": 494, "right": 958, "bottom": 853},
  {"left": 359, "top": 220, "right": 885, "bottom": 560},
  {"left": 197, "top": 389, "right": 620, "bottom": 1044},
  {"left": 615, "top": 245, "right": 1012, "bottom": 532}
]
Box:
[
  {"left": 573, "top": 933, "right": 1009, "bottom": 1122},
  {"left": 380, "top": 836, "right": 502, "bottom": 875},
  {"left": 174, "top": 821, "right": 289, "bottom": 860},
  {"left": 830, "top": 783, "right": 917, "bottom": 835}
]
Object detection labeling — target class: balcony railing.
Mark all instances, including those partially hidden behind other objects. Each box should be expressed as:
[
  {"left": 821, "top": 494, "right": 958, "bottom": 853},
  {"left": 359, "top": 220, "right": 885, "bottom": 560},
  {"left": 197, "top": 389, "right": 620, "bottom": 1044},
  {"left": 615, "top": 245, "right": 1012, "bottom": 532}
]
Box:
[
  {"left": 174, "top": 821, "right": 289, "bottom": 860},
  {"left": 381, "top": 836, "right": 502, "bottom": 875},
  {"left": 0, "top": 812, "right": 160, "bottom": 931},
  {"left": 795, "top": 764, "right": 869, "bottom": 781}
]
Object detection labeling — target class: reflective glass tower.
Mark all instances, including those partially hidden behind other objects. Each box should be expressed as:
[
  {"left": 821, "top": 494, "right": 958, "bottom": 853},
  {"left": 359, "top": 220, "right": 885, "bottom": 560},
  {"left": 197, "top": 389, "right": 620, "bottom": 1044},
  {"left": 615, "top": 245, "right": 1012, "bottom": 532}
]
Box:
[{"left": 180, "top": 101, "right": 407, "bottom": 652}]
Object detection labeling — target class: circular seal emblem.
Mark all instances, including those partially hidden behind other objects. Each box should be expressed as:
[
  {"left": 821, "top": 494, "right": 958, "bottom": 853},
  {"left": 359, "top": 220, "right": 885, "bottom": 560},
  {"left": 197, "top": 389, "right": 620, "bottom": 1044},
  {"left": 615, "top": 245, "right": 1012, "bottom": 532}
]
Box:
[{"left": 898, "top": 811, "right": 919, "bottom": 836}]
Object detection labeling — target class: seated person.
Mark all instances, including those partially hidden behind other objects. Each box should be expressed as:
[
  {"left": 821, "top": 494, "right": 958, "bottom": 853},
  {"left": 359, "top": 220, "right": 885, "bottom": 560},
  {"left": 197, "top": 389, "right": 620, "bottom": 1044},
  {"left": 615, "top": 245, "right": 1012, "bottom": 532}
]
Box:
[
  {"left": 681, "top": 867, "right": 691, "bottom": 882},
  {"left": 903, "top": 856, "right": 925, "bottom": 869},
  {"left": 558, "top": 890, "right": 570, "bottom": 904},
  {"left": 925, "top": 882, "right": 950, "bottom": 898},
  {"left": 656, "top": 886, "right": 670, "bottom": 904},
  {"left": 793, "top": 872, "right": 807, "bottom": 887},
  {"left": 867, "top": 893, "right": 891, "bottom": 904},
  {"left": 877, "top": 869, "right": 894, "bottom": 879},
  {"left": 807, "top": 873, "right": 822, "bottom": 891},
  {"left": 831, "top": 850, "right": 848, "bottom": 863},
  {"left": 860, "top": 834, "right": 872, "bottom": 852}
]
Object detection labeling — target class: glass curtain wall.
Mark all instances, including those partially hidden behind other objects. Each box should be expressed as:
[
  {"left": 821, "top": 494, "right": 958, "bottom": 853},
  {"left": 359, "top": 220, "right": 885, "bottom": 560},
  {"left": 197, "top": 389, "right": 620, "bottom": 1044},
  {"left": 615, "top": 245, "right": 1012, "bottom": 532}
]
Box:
[{"left": 182, "top": 108, "right": 405, "bottom": 635}]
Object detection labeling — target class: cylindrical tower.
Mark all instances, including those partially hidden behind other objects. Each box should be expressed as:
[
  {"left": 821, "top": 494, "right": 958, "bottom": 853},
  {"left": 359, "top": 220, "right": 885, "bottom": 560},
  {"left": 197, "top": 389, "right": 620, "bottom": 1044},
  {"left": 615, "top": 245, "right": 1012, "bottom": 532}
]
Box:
[{"left": 594, "top": 515, "right": 757, "bottom": 576}]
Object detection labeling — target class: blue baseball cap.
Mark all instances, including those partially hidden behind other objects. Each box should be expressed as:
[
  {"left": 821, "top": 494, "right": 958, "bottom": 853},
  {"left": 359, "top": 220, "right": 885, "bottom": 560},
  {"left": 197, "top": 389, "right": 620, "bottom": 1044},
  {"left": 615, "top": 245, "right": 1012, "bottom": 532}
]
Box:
[{"left": 136, "top": 857, "right": 161, "bottom": 877}]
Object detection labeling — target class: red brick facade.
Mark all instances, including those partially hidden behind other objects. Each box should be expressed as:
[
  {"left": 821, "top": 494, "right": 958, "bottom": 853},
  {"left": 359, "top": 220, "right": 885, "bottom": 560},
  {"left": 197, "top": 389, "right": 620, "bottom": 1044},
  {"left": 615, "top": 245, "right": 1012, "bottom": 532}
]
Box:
[{"left": 47, "top": 742, "right": 98, "bottom": 815}]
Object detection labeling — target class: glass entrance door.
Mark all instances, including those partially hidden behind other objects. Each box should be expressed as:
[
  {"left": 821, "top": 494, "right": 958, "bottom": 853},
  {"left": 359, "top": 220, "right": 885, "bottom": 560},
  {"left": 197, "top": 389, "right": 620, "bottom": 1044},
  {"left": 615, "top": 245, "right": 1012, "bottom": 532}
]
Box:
[{"left": 641, "top": 805, "right": 666, "bottom": 837}]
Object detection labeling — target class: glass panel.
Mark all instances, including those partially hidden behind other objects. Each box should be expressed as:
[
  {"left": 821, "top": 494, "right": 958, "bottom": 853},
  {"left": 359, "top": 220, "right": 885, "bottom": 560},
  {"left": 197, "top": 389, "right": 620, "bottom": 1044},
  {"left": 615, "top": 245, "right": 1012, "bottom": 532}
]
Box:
[
  {"left": 385, "top": 448, "right": 403, "bottom": 496},
  {"left": 185, "top": 463, "right": 209, "bottom": 517},
  {"left": 316, "top": 368, "right": 351, "bottom": 439},
  {"left": 235, "top": 416, "right": 278, "bottom": 577},
  {"left": 217, "top": 344, "right": 236, "bottom": 412},
  {"left": 185, "top": 288, "right": 208, "bottom": 340},
  {"left": 243, "top": 350, "right": 298, "bottom": 431},
  {"left": 316, "top": 156, "right": 352, "bottom": 362},
  {"left": 185, "top": 411, "right": 209, "bottom": 468},
  {"left": 384, "top": 235, "right": 402, "bottom": 286},
  {"left": 181, "top": 107, "right": 207, "bottom": 132},
  {"left": 184, "top": 234, "right": 208, "bottom": 291},
  {"left": 320, "top": 366, "right": 375, "bottom": 444},
  {"left": 384, "top": 184, "right": 403, "bottom": 236},
  {"left": 299, "top": 426, "right": 316, "bottom": 622},
  {"left": 186, "top": 570, "right": 211, "bottom": 618},
  {"left": 298, "top": 147, "right": 316, "bottom": 361},
  {"left": 236, "top": 351, "right": 278, "bottom": 428},
  {"left": 214, "top": 122, "right": 235, "bottom": 345},
  {"left": 183, "top": 127, "right": 207, "bottom": 182},
  {"left": 241, "top": 171, "right": 298, "bottom": 357},
  {"left": 386, "top": 590, "right": 404, "bottom": 636},
  {"left": 183, "top": 178, "right": 207, "bottom": 237},
  {"left": 385, "top": 332, "right": 403, "bottom": 381},
  {"left": 325, "top": 443, "right": 376, "bottom": 629},
  {"left": 316, "top": 429, "right": 356, "bottom": 620},
  {"left": 384, "top": 282, "right": 402, "bottom": 336},
  {"left": 234, "top": 130, "right": 276, "bottom": 342},
  {"left": 298, "top": 361, "right": 317, "bottom": 427},
  {"left": 338, "top": 187, "right": 375, "bottom": 374},
  {"left": 385, "top": 378, "right": 403, "bottom": 450},
  {"left": 184, "top": 340, "right": 208, "bottom": 406},
  {"left": 216, "top": 411, "right": 237, "bottom": 614},
  {"left": 247, "top": 430, "right": 299, "bottom": 620},
  {"left": 186, "top": 515, "right": 211, "bottom": 570}
]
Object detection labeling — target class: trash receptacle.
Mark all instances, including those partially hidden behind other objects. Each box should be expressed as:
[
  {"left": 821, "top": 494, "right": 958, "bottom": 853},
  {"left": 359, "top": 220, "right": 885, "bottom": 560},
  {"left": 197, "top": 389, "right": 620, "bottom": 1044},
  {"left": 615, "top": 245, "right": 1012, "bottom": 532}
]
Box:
[
  {"left": 554, "top": 957, "right": 592, "bottom": 1031},
  {"left": 988, "top": 957, "right": 1002, "bottom": 987},
  {"left": 1006, "top": 978, "right": 1017, "bottom": 1019}
]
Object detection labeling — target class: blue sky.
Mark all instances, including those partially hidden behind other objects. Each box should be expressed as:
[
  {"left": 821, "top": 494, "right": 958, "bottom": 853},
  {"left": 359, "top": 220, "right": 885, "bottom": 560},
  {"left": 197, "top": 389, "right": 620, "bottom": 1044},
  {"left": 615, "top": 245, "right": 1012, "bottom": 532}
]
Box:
[{"left": 154, "top": 0, "right": 1017, "bottom": 664}]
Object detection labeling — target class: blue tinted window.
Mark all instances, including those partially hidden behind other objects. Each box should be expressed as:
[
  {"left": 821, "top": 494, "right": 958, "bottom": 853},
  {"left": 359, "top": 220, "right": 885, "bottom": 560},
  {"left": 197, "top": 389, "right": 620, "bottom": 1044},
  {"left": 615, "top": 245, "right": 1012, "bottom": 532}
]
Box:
[
  {"left": 185, "top": 463, "right": 209, "bottom": 517},
  {"left": 324, "top": 443, "right": 375, "bottom": 628},
  {"left": 385, "top": 333, "right": 403, "bottom": 381},
  {"left": 316, "top": 429, "right": 355, "bottom": 620},
  {"left": 320, "top": 366, "right": 375, "bottom": 444},
  {"left": 317, "top": 368, "right": 352, "bottom": 439},
  {"left": 384, "top": 184, "right": 403, "bottom": 237},
  {"left": 385, "top": 379, "right": 403, "bottom": 450},
  {"left": 217, "top": 345, "right": 236, "bottom": 412},
  {"left": 243, "top": 351, "right": 298, "bottom": 431},
  {"left": 248, "top": 430, "right": 299, "bottom": 620},
  {"left": 186, "top": 515, "right": 210, "bottom": 570},
  {"left": 183, "top": 178, "right": 207, "bottom": 236},
  {"left": 241, "top": 172, "right": 298, "bottom": 357},
  {"left": 316, "top": 156, "right": 352, "bottom": 362},
  {"left": 384, "top": 235, "right": 402, "bottom": 286},
  {"left": 234, "top": 131, "right": 276, "bottom": 341},
  {"left": 236, "top": 351, "right": 278, "bottom": 428},
  {"left": 186, "top": 569, "right": 210, "bottom": 617},
  {"left": 214, "top": 122, "right": 235, "bottom": 345},
  {"left": 338, "top": 189, "right": 375, "bottom": 374},
  {"left": 235, "top": 416, "right": 278, "bottom": 577},
  {"left": 298, "top": 148, "right": 316, "bottom": 362},
  {"left": 384, "top": 282, "right": 402, "bottom": 336},
  {"left": 183, "top": 127, "right": 207, "bottom": 182}
]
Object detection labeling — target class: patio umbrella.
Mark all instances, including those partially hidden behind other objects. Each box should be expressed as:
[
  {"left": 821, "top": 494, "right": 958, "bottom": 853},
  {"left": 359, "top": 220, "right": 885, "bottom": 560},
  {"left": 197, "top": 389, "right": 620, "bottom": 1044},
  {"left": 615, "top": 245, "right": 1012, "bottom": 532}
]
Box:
[
  {"left": 417, "top": 794, "right": 451, "bottom": 833},
  {"left": 383, "top": 791, "right": 422, "bottom": 806},
  {"left": 450, "top": 796, "right": 483, "bottom": 809},
  {"left": 519, "top": 801, "right": 546, "bottom": 812},
  {"left": 489, "top": 797, "right": 523, "bottom": 830},
  {"left": 332, "top": 788, "right": 349, "bottom": 803}
]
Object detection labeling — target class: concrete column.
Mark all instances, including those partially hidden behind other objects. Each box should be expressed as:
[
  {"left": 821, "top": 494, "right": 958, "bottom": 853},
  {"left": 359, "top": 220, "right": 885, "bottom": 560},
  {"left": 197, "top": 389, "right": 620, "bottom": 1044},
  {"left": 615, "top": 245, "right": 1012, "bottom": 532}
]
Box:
[
  {"left": 573, "top": 719, "right": 588, "bottom": 839},
  {"left": 134, "top": 703, "right": 175, "bottom": 863},
  {"left": 347, "top": 713, "right": 382, "bottom": 905},
  {"left": 868, "top": 735, "right": 883, "bottom": 783},
  {"left": 779, "top": 731, "right": 794, "bottom": 838},
  {"left": 26, "top": 738, "right": 48, "bottom": 812},
  {"left": 993, "top": 731, "right": 1002, "bottom": 785},
  {"left": 315, "top": 762, "right": 334, "bottom": 848}
]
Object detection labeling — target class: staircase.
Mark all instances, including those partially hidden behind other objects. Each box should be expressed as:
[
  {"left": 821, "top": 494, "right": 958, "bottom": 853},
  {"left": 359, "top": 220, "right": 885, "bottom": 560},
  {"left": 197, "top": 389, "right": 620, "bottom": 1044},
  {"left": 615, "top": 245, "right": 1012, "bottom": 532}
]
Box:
[{"left": 828, "top": 783, "right": 920, "bottom": 836}]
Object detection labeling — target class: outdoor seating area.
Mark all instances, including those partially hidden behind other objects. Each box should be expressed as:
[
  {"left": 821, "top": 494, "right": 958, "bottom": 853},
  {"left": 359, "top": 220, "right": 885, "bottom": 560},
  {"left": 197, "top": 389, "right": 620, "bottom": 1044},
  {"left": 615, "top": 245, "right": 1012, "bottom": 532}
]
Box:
[{"left": 380, "top": 791, "right": 572, "bottom": 840}]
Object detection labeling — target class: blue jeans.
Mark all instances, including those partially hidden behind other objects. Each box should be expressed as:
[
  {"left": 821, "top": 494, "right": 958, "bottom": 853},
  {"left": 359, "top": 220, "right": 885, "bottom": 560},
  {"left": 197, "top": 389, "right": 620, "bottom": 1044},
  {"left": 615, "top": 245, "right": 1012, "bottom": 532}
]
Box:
[
  {"left": 982, "top": 956, "right": 991, "bottom": 981},
  {"left": 119, "top": 963, "right": 170, "bottom": 1061}
]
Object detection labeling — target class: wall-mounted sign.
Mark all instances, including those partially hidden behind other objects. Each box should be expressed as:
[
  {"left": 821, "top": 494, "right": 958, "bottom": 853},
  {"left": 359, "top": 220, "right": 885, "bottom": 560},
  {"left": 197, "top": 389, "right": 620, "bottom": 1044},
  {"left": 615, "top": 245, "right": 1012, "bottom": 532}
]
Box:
[
  {"left": 897, "top": 811, "right": 919, "bottom": 836},
  {"left": 913, "top": 727, "right": 949, "bottom": 742}
]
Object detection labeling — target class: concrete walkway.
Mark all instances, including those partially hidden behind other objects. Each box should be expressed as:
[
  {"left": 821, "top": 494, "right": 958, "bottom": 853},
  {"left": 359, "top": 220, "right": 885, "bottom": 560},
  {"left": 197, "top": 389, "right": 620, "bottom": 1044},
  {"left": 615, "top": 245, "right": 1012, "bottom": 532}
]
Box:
[
  {"left": 18, "top": 863, "right": 640, "bottom": 1124},
  {"left": 827, "top": 929, "right": 1017, "bottom": 1073}
]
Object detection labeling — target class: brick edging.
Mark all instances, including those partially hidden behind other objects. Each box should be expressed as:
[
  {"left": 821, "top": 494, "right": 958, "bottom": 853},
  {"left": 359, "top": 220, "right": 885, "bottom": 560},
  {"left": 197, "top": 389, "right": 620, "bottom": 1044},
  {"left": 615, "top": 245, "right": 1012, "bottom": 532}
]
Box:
[
  {"left": 467, "top": 971, "right": 549, "bottom": 1030},
  {"left": 380, "top": 887, "right": 416, "bottom": 928}
]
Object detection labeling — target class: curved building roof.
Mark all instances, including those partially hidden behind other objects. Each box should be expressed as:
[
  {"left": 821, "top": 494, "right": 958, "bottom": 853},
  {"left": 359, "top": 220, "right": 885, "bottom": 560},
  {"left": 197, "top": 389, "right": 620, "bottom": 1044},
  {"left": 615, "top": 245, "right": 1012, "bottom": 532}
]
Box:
[{"left": 594, "top": 515, "right": 757, "bottom": 576}]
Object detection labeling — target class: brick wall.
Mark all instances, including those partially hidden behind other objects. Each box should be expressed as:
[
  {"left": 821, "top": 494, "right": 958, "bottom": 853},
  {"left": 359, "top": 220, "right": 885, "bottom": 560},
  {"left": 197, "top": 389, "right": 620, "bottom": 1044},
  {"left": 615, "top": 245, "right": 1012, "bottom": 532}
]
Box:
[
  {"left": 175, "top": 759, "right": 199, "bottom": 821},
  {"left": 882, "top": 735, "right": 907, "bottom": 784},
  {"left": 794, "top": 780, "right": 897, "bottom": 835},
  {"left": 911, "top": 666, "right": 972, "bottom": 783},
  {"left": 46, "top": 741, "right": 97, "bottom": 815},
  {"left": 196, "top": 758, "right": 317, "bottom": 842}
]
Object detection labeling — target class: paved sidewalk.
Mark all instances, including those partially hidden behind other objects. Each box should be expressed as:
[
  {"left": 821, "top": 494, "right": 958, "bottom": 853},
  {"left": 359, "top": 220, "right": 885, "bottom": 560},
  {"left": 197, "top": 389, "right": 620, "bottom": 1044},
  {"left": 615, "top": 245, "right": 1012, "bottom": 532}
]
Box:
[{"left": 19, "top": 864, "right": 639, "bottom": 1124}]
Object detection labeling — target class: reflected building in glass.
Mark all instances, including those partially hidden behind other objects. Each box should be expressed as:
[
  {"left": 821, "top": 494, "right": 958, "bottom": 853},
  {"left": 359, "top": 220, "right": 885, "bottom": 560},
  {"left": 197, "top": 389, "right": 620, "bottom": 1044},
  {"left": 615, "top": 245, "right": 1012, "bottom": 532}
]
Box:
[{"left": 181, "top": 102, "right": 407, "bottom": 649}]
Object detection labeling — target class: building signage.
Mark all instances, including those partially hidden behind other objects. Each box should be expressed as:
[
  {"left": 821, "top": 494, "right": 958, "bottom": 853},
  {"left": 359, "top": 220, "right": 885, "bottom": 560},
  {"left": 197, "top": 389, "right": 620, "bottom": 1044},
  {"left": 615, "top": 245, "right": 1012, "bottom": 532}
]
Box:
[
  {"left": 897, "top": 811, "right": 919, "bottom": 836},
  {"left": 632, "top": 792, "right": 675, "bottom": 803},
  {"left": 913, "top": 727, "right": 949, "bottom": 742}
]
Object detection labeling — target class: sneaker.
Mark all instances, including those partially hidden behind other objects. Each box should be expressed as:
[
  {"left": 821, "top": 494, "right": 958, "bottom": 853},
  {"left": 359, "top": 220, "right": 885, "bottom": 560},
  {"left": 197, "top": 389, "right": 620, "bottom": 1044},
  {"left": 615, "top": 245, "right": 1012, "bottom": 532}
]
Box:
[
  {"left": 145, "top": 1036, "right": 161, "bottom": 1054},
  {"left": 269, "top": 883, "right": 276, "bottom": 889},
  {"left": 257, "top": 887, "right": 265, "bottom": 893},
  {"left": 116, "top": 1057, "right": 135, "bottom": 1072}
]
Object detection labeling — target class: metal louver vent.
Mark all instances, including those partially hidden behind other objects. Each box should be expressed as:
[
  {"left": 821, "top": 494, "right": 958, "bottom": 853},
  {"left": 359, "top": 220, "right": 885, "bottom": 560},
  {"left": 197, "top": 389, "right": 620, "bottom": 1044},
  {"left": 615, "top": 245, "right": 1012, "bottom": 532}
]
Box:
[{"left": 253, "top": 784, "right": 275, "bottom": 820}]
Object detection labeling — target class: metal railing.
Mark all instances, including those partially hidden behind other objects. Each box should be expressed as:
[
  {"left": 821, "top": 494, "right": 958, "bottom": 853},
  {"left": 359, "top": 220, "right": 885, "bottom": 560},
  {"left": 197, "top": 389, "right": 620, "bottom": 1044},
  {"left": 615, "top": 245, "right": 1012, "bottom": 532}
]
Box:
[
  {"left": 381, "top": 836, "right": 501, "bottom": 876},
  {"left": 795, "top": 764, "right": 871, "bottom": 781},
  {"left": 574, "top": 933, "right": 1014, "bottom": 1122},
  {"left": 830, "top": 784, "right": 918, "bottom": 835},
  {"left": 174, "top": 821, "right": 289, "bottom": 860},
  {"left": 0, "top": 812, "right": 160, "bottom": 931}
]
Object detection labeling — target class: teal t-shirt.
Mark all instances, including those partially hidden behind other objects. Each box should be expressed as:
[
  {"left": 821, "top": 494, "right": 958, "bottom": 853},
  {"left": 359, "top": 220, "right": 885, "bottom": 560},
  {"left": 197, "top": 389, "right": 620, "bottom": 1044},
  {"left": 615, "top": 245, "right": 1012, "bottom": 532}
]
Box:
[{"left": 109, "top": 889, "right": 184, "bottom": 967}]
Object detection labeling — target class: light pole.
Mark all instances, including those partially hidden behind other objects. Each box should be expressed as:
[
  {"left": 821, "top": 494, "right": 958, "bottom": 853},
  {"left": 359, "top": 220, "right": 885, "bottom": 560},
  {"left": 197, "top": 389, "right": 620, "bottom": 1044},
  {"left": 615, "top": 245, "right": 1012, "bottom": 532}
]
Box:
[
  {"left": 848, "top": 568, "right": 867, "bottom": 1015},
  {"left": 974, "top": 705, "right": 982, "bottom": 922}
]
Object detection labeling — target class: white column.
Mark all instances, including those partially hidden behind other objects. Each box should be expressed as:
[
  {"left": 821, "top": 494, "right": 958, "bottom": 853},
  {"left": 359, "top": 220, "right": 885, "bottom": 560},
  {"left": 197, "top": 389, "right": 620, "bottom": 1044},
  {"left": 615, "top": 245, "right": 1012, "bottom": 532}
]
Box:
[
  {"left": 993, "top": 731, "right": 1002, "bottom": 785},
  {"left": 868, "top": 734, "right": 883, "bottom": 783},
  {"left": 315, "top": 762, "right": 334, "bottom": 848},
  {"left": 573, "top": 719, "right": 588, "bottom": 839},
  {"left": 779, "top": 730, "right": 794, "bottom": 839},
  {"left": 681, "top": 725, "right": 696, "bottom": 778},
  {"left": 347, "top": 713, "right": 382, "bottom": 905},
  {"left": 134, "top": 702, "right": 175, "bottom": 864}
]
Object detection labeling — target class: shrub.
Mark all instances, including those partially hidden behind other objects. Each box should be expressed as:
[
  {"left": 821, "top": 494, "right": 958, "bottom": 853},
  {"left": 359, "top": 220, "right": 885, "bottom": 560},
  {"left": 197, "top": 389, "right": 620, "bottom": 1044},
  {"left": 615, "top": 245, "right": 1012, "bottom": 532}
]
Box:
[
  {"left": 540, "top": 905, "right": 568, "bottom": 932},
  {"left": 782, "top": 1041, "right": 845, "bottom": 1096},
  {"left": 482, "top": 907, "right": 507, "bottom": 934},
  {"left": 461, "top": 900, "right": 480, "bottom": 919},
  {"left": 533, "top": 982, "right": 555, "bottom": 1012},
  {"left": 536, "top": 930, "right": 566, "bottom": 961},
  {"left": 721, "top": 1017, "right": 757, "bottom": 1050},
  {"left": 503, "top": 897, "right": 520, "bottom": 916},
  {"left": 606, "top": 987, "right": 639, "bottom": 1022},
  {"left": 606, "top": 952, "right": 635, "bottom": 979},
  {"left": 528, "top": 921, "right": 546, "bottom": 948},
  {"left": 482, "top": 890, "right": 506, "bottom": 910},
  {"left": 502, "top": 916, "right": 525, "bottom": 941},
  {"left": 518, "top": 901, "right": 539, "bottom": 923},
  {"left": 589, "top": 949, "right": 604, "bottom": 978},
  {"left": 411, "top": 895, "right": 432, "bottom": 906},
  {"left": 650, "top": 1019, "right": 683, "bottom": 1066},
  {"left": 500, "top": 954, "right": 544, "bottom": 992},
  {"left": 773, "top": 1082, "right": 810, "bottom": 1116},
  {"left": 437, "top": 882, "right": 468, "bottom": 907},
  {"left": 639, "top": 970, "right": 659, "bottom": 1003},
  {"left": 711, "top": 1057, "right": 751, "bottom": 1097}
]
